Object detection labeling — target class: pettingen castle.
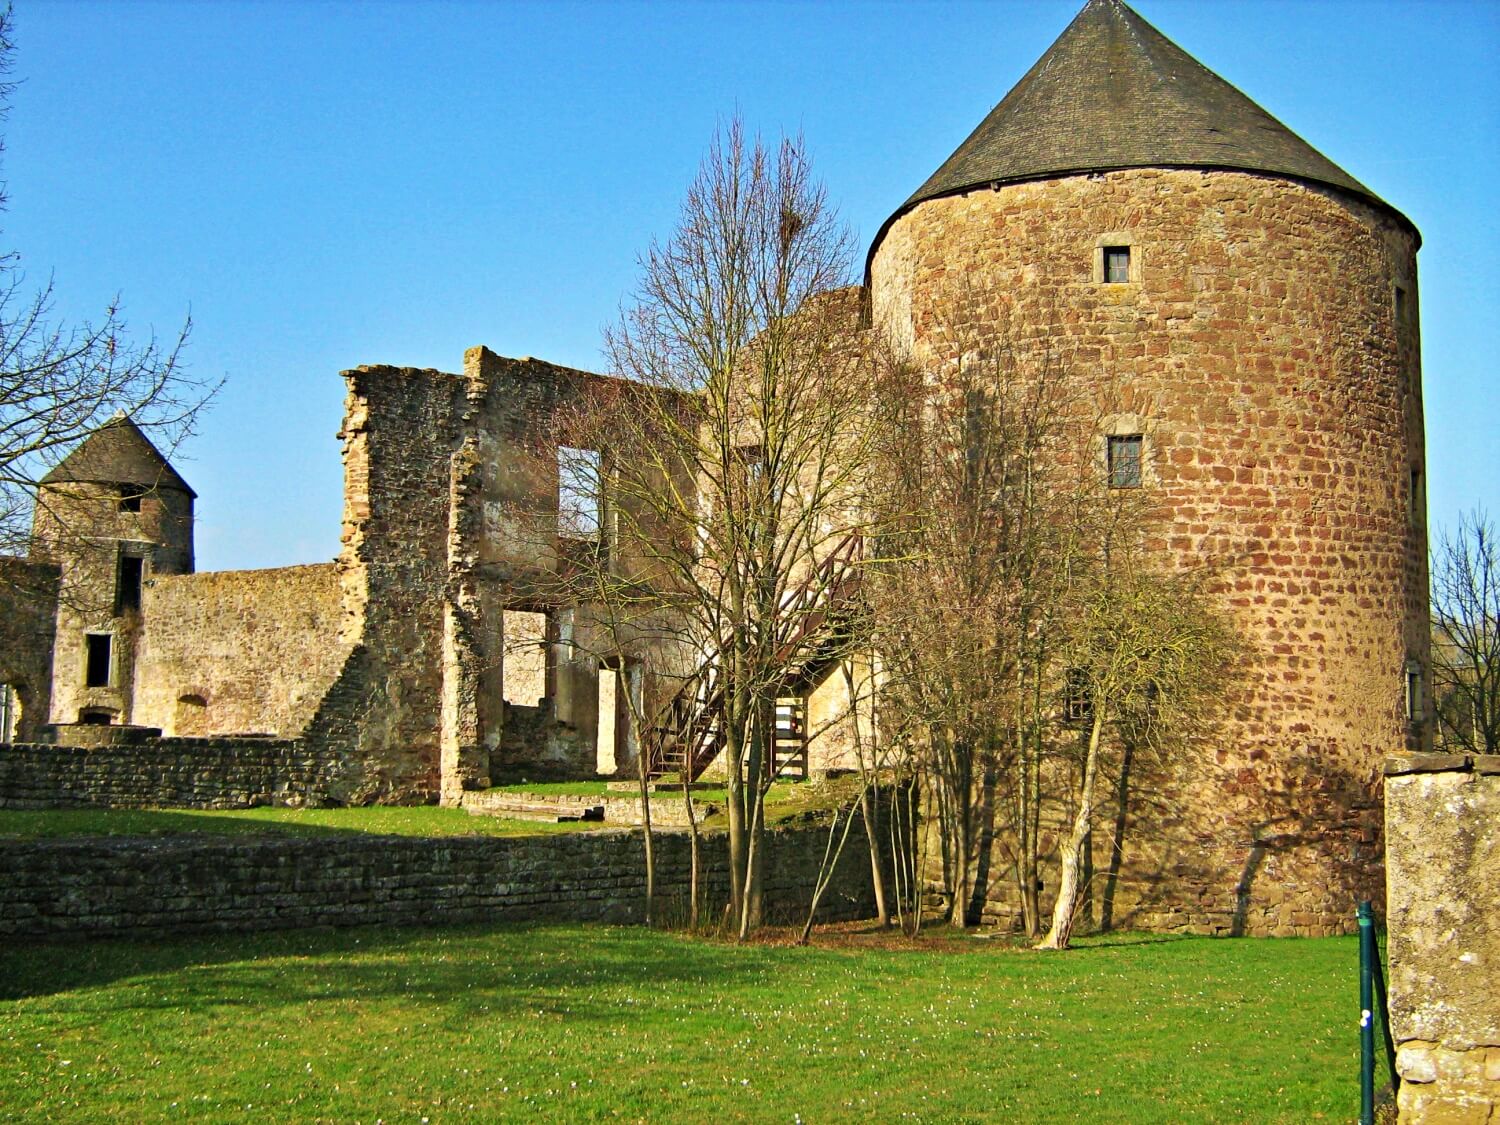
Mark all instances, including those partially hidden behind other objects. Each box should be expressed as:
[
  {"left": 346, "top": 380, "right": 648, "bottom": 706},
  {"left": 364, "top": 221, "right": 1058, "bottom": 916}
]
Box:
[{"left": 0, "top": 0, "right": 1427, "bottom": 938}]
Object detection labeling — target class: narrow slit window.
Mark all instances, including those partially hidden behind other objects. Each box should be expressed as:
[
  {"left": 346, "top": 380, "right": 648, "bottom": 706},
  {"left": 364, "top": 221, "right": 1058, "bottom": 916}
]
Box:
[
  {"left": 116, "top": 555, "right": 144, "bottom": 614},
  {"left": 558, "top": 446, "right": 602, "bottom": 540},
  {"left": 84, "top": 634, "right": 113, "bottom": 688},
  {"left": 1405, "top": 663, "right": 1424, "bottom": 723},
  {"left": 1409, "top": 467, "right": 1422, "bottom": 522},
  {"left": 1103, "top": 246, "right": 1131, "bottom": 284},
  {"left": 1394, "top": 285, "right": 1407, "bottom": 325},
  {"left": 1107, "top": 434, "right": 1144, "bottom": 489}
]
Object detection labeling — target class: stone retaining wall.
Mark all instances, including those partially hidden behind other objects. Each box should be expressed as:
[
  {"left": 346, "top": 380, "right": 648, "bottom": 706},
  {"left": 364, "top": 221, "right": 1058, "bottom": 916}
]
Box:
[
  {"left": 0, "top": 823, "right": 877, "bottom": 939},
  {"left": 1385, "top": 752, "right": 1500, "bottom": 1124},
  {"left": 0, "top": 738, "right": 352, "bottom": 810}
]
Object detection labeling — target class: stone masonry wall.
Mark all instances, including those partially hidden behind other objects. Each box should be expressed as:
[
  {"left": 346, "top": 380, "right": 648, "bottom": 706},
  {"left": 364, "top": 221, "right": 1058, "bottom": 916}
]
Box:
[
  {"left": 0, "top": 557, "right": 59, "bottom": 741},
  {"left": 0, "top": 822, "right": 879, "bottom": 939},
  {"left": 0, "top": 737, "right": 345, "bottom": 810},
  {"left": 871, "top": 168, "right": 1424, "bottom": 935},
  {"left": 299, "top": 366, "right": 467, "bottom": 802},
  {"left": 1385, "top": 753, "right": 1500, "bottom": 1124},
  {"left": 133, "top": 564, "right": 351, "bottom": 737}
]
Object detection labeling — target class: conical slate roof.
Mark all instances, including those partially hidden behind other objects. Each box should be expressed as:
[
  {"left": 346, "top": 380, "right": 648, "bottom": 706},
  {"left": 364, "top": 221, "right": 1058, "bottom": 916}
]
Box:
[
  {"left": 873, "top": 0, "right": 1414, "bottom": 261},
  {"left": 40, "top": 415, "right": 196, "bottom": 498}
]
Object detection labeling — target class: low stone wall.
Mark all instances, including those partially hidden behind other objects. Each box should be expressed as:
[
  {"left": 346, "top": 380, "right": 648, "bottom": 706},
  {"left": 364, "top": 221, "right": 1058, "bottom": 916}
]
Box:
[
  {"left": 0, "top": 823, "right": 878, "bottom": 939},
  {"left": 1385, "top": 753, "right": 1500, "bottom": 1124},
  {"left": 0, "top": 738, "right": 352, "bottom": 810}
]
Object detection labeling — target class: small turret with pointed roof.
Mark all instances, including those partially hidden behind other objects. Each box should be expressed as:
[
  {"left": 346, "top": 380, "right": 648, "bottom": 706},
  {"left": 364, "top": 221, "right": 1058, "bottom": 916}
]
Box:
[
  {"left": 872, "top": 0, "right": 1415, "bottom": 266},
  {"left": 40, "top": 414, "right": 196, "bottom": 499}
]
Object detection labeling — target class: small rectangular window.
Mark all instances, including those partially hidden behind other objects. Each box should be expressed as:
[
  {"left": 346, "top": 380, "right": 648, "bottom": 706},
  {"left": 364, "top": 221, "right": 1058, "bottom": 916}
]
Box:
[
  {"left": 1409, "top": 468, "right": 1422, "bottom": 522},
  {"left": 116, "top": 555, "right": 144, "bottom": 614},
  {"left": 1064, "top": 668, "right": 1093, "bottom": 724},
  {"left": 84, "top": 633, "right": 113, "bottom": 688},
  {"left": 1103, "top": 246, "right": 1131, "bottom": 284},
  {"left": 558, "top": 446, "right": 602, "bottom": 540},
  {"left": 119, "top": 493, "right": 142, "bottom": 513},
  {"left": 1107, "top": 434, "right": 1144, "bottom": 489},
  {"left": 1394, "top": 285, "right": 1407, "bottom": 325}
]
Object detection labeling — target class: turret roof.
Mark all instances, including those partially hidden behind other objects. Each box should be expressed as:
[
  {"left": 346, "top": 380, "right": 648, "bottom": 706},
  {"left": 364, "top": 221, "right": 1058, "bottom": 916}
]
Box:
[
  {"left": 872, "top": 0, "right": 1414, "bottom": 263},
  {"left": 40, "top": 415, "right": 196, "bottom": 498}
]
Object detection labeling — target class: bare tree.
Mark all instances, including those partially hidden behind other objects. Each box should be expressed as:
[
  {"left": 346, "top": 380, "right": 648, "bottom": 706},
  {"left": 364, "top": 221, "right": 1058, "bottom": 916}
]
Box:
[
  {"left": 0, "top": 8, "right": 211, "bottom": 577},
  {"left": 1431, "top": 509, "right": 1500, "bottom": 755},
  {"left": 568, "top": 119, "right": 870, "bottom": 938},
  {"left": 1036, "top": 553, "right": 1236, "bottom": 951}
]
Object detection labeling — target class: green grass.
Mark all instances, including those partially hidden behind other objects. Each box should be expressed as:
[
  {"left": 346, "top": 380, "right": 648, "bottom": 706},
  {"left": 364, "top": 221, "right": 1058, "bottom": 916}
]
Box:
[
  {"left": 0, "top": 806, "right": 580, "bottom": 841},
  {"left": 0, "top": 924, "right": 1362, "bottom": 1122}
]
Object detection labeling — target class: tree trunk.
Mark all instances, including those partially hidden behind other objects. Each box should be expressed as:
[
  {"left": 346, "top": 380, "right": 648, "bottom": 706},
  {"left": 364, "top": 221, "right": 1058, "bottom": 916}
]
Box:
[
  {"left": 683, "top": 767, "right": 700, "bottom": 930},
  {"left": 859, "top": 785, "right": 889, "bottom": 926},
  {"left": 637, "top": 762, "right": 655, "bottom": 927},
  {"left": 1038, "top": 708, "right": 1104, "bottom": 951}
]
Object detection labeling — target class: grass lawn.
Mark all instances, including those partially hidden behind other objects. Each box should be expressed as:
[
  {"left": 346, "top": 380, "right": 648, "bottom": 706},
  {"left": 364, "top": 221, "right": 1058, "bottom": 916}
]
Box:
[
  {"left": 0, "top": 923, "right": 1362, "bottom": 1122},
  {"left": 0, "top": 806, "right": 580, "bottom": 841}
]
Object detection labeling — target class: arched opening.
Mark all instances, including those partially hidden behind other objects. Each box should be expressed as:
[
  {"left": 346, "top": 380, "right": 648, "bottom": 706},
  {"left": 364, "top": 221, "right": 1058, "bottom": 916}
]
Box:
[{"left": 175, "top": 693, "right": 208, "bottom": 737}]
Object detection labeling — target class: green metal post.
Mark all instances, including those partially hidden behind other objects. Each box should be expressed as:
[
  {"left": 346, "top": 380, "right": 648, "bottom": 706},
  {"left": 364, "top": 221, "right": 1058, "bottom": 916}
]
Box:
[{"left": 1359, "top": 901, "right": 1376, "bottom": 1125}]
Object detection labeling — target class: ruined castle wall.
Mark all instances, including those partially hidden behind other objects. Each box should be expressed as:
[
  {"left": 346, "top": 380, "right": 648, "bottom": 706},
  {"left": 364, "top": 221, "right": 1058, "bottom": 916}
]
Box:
[
  {"left": 0, "top": 822, "right": 881, "bottom": 939},
  {"left": 132, "top": 564, "right": 350, "bottom": 737},
  {"left": 871, "top": 169, "right": 1425, "bottom": 935},
  {"left": 1386, "top": 754, "right": 1500, "bottom": 1124},
  {"left": 298, "top": 366, "right": 467, "bottom": 803},
  {"left": 0, "top": 558, "right": 60, "bottom": 742},
  {"left": 0, "top": 737, "right": 337, "bottom": 809}
]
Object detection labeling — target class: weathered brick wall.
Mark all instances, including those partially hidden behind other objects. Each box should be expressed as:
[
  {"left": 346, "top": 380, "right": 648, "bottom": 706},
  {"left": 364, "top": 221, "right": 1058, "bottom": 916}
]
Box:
[
  {"left": 132, "top": 564, "right": 351, "bottom": 737},
  {"left": 0, "top": 737, "right": 347, "bottom": 809},
  {"left": 0, "top": 557, "right": 59, "bottom": 741},
  {"left": 870, "top": 168, "right": 1424, "bottom": 935},
  {"left": 1385, "top": 754, "right": 1500, "bottom": 1124},
  {"left": 0, "top": 823, "right": 878, "bottom": 939}
]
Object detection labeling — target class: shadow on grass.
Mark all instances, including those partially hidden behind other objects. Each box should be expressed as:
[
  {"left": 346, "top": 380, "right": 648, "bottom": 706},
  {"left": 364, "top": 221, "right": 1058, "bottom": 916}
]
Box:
[{"left": 0, "top": 921, "right": 783, "bottom": 1014}]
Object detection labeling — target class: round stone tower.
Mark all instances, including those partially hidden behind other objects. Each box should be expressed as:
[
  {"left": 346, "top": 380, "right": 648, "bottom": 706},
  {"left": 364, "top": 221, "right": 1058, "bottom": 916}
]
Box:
[{"left": 868, "top": 0, "right": 1427, "bottom": 935}]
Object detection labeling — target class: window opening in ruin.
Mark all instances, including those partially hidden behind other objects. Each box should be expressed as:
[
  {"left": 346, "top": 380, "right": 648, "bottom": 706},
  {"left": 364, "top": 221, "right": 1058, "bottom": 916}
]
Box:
[
  {"left": 1103, "top": 246, "right": 1131, "bottom": 284},
  {"left": 1394, "top": 284, "right": 1407, "bottom": 325},
  {"left": 78, "top": 708, "right": 114, "bottom": 725},
  {"left": 1063, "top": 667, "right": 1093, "bottom": 724},
  {"left": 558, "top": 447, "right": 602, "bottom": 540},
  {"left": 501, "top": 610, "right": 550, "bottom": 707},
  {"left": 1409, "top": 467, "right": 1423, "bottom": 522},
  {"left": 596, "top": 662, "right": 620, "bottom": 775},
  {"left": 84, "top": 633, "right": 113, "bottom": 688},
  {"left": 1107, "top": 434, "right": 1143, "bottom": 489},
  {"left": 1405, "top": 662, "right": 1424, "bottom": 723},
  {"left": 119, "top": 492, "right": 142, "bottom": 513},
  {"left": 116, "top": 554, "right": 144, "bottom": 614},
  {"left": 0, "top": 683, "right": 17, "bottom": 742}
]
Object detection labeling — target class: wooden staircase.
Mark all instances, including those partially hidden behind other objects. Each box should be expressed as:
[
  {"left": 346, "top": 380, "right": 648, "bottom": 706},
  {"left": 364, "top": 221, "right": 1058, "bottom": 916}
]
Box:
[{"left": 645, "top": 532, "right": 860, "bottom": 783}]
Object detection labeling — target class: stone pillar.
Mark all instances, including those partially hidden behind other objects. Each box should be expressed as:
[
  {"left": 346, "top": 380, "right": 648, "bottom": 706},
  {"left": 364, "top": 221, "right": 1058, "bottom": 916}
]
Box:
[{"left": 1385, "top": 753, "right": 1500, "bottom": 1123}]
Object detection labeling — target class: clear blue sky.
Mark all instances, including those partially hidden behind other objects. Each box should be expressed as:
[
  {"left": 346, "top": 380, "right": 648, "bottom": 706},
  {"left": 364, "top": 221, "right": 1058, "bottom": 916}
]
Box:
[{"left": 6, "top": 0, "right": 1497, "bottom": 572}]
